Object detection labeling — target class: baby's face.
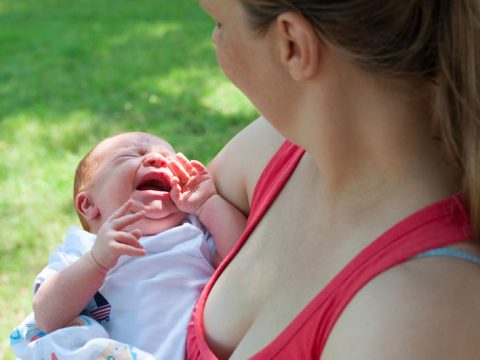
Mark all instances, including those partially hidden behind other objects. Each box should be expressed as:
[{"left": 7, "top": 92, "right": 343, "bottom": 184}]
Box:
[{"left": 87, "top": 132, "right": 186, "bottom": 235}]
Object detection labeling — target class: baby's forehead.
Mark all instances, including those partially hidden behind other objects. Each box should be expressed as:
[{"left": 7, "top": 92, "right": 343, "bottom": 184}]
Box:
[{"left": 94, "top": 132, "right": 174, "bottom": 159}]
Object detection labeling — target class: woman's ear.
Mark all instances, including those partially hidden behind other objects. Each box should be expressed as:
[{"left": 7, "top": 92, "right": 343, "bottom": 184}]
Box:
[
  {"left": 275, "top": 11, "right": 323, "bottom": 81},
  {"left": 75, "top": 192, "right": 100, "bottom": 220}
]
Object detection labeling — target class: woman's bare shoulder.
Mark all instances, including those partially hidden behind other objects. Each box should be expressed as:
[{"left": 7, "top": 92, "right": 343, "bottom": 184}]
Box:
[
  {"left": 323, "top": 256, "right": 480, "bottom": 360},
  {"left": 209, "top": 117, "right": 285, "bottom": 214}
]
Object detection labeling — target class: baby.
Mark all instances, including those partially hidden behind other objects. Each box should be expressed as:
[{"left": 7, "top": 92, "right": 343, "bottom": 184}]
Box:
[{"left": 10, "top": 132, "right": 246, "bottom": 360}]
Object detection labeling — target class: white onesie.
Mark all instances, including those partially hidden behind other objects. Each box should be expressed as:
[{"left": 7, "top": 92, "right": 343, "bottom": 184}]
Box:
[{"left": 11, "top": 216, "right": 215, "bottom": 360}]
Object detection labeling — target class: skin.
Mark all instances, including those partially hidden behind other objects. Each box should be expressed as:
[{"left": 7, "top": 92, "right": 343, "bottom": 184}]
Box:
[
  {"left": 199, "top": 0, "right": 480, "bottom": 359},
  {"left": 33, "top": 132, "right": 246, "bottom": 333},
  {"left": 76, "top": 132, "right": 186, "bottom": 237}
]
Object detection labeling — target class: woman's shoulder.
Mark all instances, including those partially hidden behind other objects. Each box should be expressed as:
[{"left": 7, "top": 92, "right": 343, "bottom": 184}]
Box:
[
  {"left": 209, "top": 117, "right": 285, "bottom": 214},
  {"left": 322, "top": 251, "right": 480, "bottom": 359}
]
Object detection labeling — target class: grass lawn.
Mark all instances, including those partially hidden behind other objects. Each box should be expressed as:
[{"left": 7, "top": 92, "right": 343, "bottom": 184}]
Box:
[{"left": 0, "top": 1, "right": 256, "bottom": 358}]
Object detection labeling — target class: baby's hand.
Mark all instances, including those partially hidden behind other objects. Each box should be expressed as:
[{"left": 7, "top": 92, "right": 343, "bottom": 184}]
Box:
[
  {"left": 90, "top": 200, "right": 146, "bottom": 273},
  {"left": 168, "top": 153, "right": 217, "bottom": 216}
]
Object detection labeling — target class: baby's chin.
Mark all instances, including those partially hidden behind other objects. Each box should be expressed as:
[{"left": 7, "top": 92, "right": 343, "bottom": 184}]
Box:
[{"left": 130, "top": 212, "right": 187, "bottom": 236}]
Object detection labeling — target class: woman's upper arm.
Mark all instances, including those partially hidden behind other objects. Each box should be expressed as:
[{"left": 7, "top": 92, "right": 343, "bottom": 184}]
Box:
[{"left": 208, "top": 116, "right": 284, "bottom": 215}]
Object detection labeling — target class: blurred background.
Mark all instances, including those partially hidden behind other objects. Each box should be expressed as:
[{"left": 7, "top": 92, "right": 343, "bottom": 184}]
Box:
[{"left": 0, "top": 1, "right": 256, "bottom": 358}]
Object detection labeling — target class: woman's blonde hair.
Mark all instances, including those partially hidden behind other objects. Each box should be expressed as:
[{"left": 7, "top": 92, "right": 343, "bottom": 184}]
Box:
[{"left": 241, "top": 0, "right": 480, "bottom": 240}]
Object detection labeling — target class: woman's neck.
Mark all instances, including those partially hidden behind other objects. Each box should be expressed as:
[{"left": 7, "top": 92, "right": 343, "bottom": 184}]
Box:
[{"left": 291, "top": 59, "right": 460, "bottom": 216}]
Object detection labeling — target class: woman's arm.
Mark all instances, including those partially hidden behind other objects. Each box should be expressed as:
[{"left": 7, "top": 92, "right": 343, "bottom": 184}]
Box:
[{"left": 208, "top": 116, "right": 285, "bottom": 215}]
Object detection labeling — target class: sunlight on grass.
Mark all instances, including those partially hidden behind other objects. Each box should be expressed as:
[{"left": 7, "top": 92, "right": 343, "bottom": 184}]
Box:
[
  {"left": 0, "top": 111, "right": 97, "bottom": 250},
  {"left": 152, "top": 66, "right": 226, "bottom": 98},
  {"left": 150, "top": 66, "right": 255, "bottom": 118},
  {"left": 108, "top": 22, "right": 181, "bottom": 47},
  {"left": 143, "top": 22, "right": 181, "bottom": 39},
  {"left": 201, "top": 81, "right": 253, "bottom": 116}
]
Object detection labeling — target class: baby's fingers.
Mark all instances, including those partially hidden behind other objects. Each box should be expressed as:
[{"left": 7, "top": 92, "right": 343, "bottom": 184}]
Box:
[
  {"left": 107, "top": 199, "right": 134, "bottom": 221},
  {"left": 111, "top": 211, "right": 145, "bottom": 231},
  {"left": 115, "top": 231, "right": 144, "bottom": 247},
  {"left": 168, "top": 159, "right": 190, "bottom": 185},
  {"left": 170, "top": 176, "right": 182, "bottom": 195},
  {"left": 112, "top": 231, "right": 145, "bottom": 258},
  {"left": 107, "top": 199, "right": 144, "bottom": 221},
  {"left": 190, "top": 160, "right": 208, "bottom": 175},
  {"left": 114, "top": 243, "right": 146, "bottom": 258},
  {"left": 112, "top": 232, "right": 145, "bottom": 256},
  {"left": 176, "top": 153, "right": 197, "bottom": 174},
  {"left": 129, "top": 229, "right": 142, "bottom": 240}
]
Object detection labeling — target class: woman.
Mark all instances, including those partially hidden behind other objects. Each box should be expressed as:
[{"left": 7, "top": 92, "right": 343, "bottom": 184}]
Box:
[{"left": 189, "top": 0, "right": 480, "bottom": 359}]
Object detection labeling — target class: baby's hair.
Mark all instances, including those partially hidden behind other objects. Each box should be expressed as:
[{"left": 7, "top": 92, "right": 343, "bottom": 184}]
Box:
[{"left": 73, "top": 144, "right": 99, "bottom": 231}]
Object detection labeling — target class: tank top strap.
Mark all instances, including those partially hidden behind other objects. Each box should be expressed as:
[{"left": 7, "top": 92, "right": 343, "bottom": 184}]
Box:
[
  {"left": 312, "top": 193, "right": 473, "bottom": 356},
  {"left": 218, "top": 141, "right": 305, "bottom": 269},
  {"left": 248, "top": 140, "right": 305, "bottom": 227},
  {"left": 244, "top": 193, "right": 473, "bottom": 359},
  {"left": 186, "top": 140, "right": 305, "bottom": 360}
]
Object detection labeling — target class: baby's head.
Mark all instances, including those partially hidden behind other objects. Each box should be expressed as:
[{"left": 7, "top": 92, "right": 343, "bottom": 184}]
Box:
[{"left": 73, "top": 132, "right": 187, "bottom": 235}]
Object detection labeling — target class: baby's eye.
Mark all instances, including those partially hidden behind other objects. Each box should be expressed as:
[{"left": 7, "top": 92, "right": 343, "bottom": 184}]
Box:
[
  {"left": 137, "top": 149, "right": 148, "bottom": 156},
  {"left": 116, "top": 152, "right": 139, "bottom": 159}
]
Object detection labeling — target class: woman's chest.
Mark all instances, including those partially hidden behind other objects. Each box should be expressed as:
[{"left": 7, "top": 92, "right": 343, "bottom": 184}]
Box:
[{"left": 202, "top": 175, "right": 359, "bottom": 358}]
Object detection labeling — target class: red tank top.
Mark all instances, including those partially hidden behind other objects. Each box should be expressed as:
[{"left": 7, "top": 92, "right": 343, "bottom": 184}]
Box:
[{"left": 186, "top": 141, "right": 472, "bottom": 359}]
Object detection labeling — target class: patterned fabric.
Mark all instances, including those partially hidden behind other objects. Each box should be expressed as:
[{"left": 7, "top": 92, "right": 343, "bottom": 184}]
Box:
[{"left": 12, "top": 215, "right": 215, "bottom": 360}]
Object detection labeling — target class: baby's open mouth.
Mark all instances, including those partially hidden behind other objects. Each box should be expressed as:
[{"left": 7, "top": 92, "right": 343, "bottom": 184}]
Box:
[{"left": 136, "top": 173, "right": 171, "bottom": 192}]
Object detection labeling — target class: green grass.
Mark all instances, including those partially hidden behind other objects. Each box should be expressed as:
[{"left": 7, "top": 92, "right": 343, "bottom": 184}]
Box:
[{"left": 0, "top": 1, "right": 256, "bottom": 358}]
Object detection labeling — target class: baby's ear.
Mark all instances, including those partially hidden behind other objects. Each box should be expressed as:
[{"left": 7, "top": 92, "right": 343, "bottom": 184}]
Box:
[{"left": 75, "top": 192, "right": 100, "bottom": 220}]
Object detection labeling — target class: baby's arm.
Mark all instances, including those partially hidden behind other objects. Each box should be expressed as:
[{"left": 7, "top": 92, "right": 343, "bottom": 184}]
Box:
[
  {"left": 169, "top": 154, "right": 247, "bottom": 266},
  {"left": 33, "top": 200, "right": 145, "bottom": 333}
]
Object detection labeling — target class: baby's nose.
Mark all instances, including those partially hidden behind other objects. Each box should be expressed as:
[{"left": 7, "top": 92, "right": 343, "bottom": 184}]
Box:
[{"left": 143, "top": 153, "right": 168, "bottom": 168}]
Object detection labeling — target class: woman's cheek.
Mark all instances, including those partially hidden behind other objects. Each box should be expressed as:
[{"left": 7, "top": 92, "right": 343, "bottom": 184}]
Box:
[{"left": 216, "top": 47, "right": 241, "bottom": 88}]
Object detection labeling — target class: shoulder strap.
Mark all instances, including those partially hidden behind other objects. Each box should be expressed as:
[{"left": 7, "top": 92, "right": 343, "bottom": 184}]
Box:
[
  {"left": 248, "top": 141, "right": 305, "bottom": 227},
  {"left": 218, "top": 141, "right": 305, "bottom": 264}
]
